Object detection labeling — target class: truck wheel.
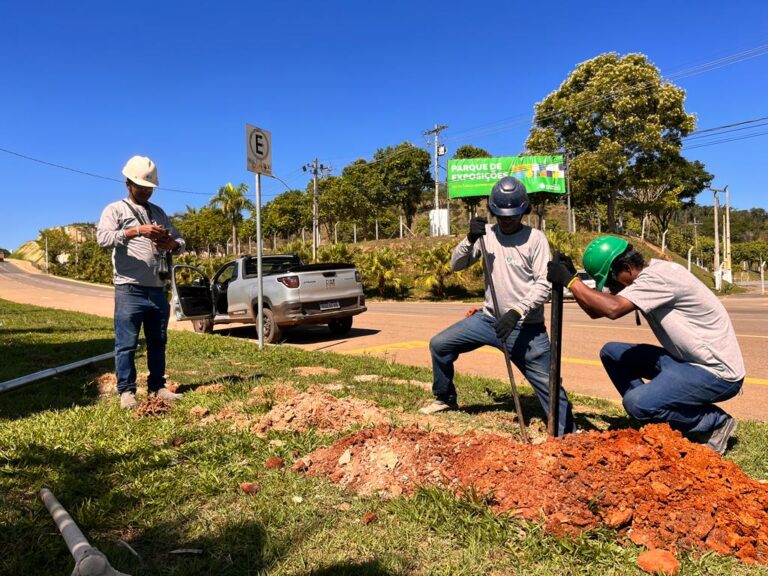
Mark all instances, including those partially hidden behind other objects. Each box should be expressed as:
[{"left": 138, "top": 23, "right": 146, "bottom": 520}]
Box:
[
  {"left": 262, "top": 308, "right": 282, "bottom": 344},
  {"left": 193, "top": 318, "right": 213, "bottom": 333},
  {"left": 328, "top": 317, "right": 353, "bottom": 336}
]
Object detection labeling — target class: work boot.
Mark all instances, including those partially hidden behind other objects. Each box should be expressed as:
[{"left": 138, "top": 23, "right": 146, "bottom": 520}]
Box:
[
  {"left": 154, "top": 387, "right": 184, "bottom": 402},
  {"left": 120, "top": 391, "right": 138, "bottom": 410},
  {"left": 418, "top": 400, "right": 458, "bottom": 415},
  {"left": 706, "top": 416, "right": 738, "bottom": 455}
]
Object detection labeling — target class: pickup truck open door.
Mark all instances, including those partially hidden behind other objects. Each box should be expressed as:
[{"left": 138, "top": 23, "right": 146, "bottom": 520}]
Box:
[{"left": 170, "top": 265, "right": 214, "bottom": 324}]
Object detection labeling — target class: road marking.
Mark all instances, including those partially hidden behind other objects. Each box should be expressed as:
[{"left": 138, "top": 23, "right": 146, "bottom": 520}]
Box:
[{"left": 343, "top": 340, "right": 768, "bottom": 386}]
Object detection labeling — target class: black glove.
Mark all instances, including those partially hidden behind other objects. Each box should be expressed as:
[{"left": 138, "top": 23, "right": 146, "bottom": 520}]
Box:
[
  {"left": 467, "top": 217, "right": 487, "bottom": 243},
  {"left": 494, "top": 308, "right": 522, "bottom": 342},
  {"left": 547, "top": 261, "right": 578, "bottom": 288},
  {"left": 558, "top": 253, "right": 577, "bottom": 276}
]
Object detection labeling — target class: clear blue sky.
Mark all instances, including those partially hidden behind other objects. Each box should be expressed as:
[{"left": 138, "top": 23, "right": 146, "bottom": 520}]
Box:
[{"left": 2, "top": 0, "right": 767, "bottom": 250}]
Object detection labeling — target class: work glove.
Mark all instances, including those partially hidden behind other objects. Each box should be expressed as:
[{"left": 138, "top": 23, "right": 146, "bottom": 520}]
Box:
[
  {"left": 547, "top": 253, "right": 578, "bottom": 288},
  {"left": 467, "top": 217, "right": 487, "bottom": 243},
  {"left": 494, "top": 308, "right": 522, "bottom": 342}
]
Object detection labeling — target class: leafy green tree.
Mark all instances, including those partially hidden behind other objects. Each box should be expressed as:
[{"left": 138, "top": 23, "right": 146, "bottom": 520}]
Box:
[
  {"left": 173, "top": 205, "right": 230, "bottom": 253},
  {"left": 340, "top": 159, "right": 383, "bottom": 239},
  {"left": 373, "top": 142, "right": 433, "bottom": 228},
  {"left": 732, "top": 240, "right": 768, "bottom": 272},
  {"left": 284, "top": 240, "right": 312, "bottom": 263},
  {"left": 37, "top": 228, "right": 73, "bottom": 271},
  {"left": 526, "top": 53, "right": 695, "bottom": 231},
  {"left": 210, "top": 182, "right": 254, "bottom": 253},
  {"left": 262, "top": 190, "right": 311, "bottom": 240}
]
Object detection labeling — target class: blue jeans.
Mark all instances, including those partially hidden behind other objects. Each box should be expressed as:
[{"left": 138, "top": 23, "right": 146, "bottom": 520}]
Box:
[
  {"left": 114, "top": 284, "right": 169, "bottom": 394},
  {"left": 429, "top": 312, "right": 576, "bottom": 436},
  {"left": 600, "top": 342, "right": 742, "bottom": 435}
]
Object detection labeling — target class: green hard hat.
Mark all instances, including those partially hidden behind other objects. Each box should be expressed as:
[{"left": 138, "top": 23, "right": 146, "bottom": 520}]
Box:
[{"left": 582, "top": 236, "right": 629, "bottom": 290}]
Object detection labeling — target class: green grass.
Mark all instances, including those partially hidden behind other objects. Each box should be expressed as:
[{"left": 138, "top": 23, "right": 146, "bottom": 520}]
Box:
[{"left": 1, "top": 298, "right": 767, "bottom": 575}]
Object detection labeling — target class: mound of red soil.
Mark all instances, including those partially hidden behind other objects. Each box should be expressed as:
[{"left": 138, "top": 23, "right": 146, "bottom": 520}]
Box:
[
  {"left": 299, "top": 423, "right": 768, "bottom": 563},
  {"left": 251, "top": 392, "right": 389, "bottom": 436}
]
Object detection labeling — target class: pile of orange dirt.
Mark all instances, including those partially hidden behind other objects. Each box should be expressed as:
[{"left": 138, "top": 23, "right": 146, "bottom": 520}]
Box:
[
  {"left": 251, "top": 391, "right": 389, "bottom": 436},
  {"left": 298, "top": 423, "right": 768, "bottom": 563},
  {"left": 134, "top": 396, "right": 171, "bottom": 417}
]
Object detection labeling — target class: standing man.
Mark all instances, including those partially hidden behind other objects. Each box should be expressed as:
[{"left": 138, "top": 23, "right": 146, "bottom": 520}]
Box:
[
  {"left": 97, "top": 155, "right": 186, "bottom": 409},
  {"left": 420, "top": 177, "right": 577, "bottom": 436},
  {"left": 547, "top": 236, "right": 745, "bottom": 454}
]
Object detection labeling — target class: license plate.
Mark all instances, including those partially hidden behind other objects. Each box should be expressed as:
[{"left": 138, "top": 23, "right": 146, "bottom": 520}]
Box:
[{"left": 319, "top": 301, "right": 340, "bottom": 311}]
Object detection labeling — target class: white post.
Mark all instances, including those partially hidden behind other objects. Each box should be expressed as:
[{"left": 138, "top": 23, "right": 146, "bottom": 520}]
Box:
[
  {"left": 724, "top": 186, "right": 732, "bottom": 284},
  {"left": 399, "top": 215, "right": 403, "bottom": 239},
  {"left": 661, "top": 229, "right": 669, "bottom": 254},
  {"left": 687, "top": 247, "right": 693, "bottom": 272},
  {"left": 353, "top": 223, "right": 357, "bottom": 244},
  {"left": 375, "top": 218, "right": 379, "bottom": 241},
  {"left": 334, "top": 222, "right": 338, "bottom": 244},
  {"left": 45, "top": 236, "right": 49, "bottom": 273},
  {"left": 255, "top": 174, "right": 264, "bottom": 350},
  {"left": 761, "top": 259, "right": 765, "bottom": 296}
]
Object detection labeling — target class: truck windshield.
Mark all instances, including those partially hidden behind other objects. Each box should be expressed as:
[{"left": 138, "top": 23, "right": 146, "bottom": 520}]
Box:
[{"left": 244, "top": 256, "right": 299, "bottom": 277}]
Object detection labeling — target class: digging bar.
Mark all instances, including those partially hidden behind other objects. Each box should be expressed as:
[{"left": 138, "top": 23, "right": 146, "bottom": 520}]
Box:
[
  {"left": 478, "top": 236, "right": 530, "bottom": 443},
  {"left": 547, "top": 251, "right": 565, "bottom": 437}
]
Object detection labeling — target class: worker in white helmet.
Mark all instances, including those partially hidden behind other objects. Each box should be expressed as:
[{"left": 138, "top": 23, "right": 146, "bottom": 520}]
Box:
[{"left": 97, "top": 155, "right": 186, "bottom": 409}]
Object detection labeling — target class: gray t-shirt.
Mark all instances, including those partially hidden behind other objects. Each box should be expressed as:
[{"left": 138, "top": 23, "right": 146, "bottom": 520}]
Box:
[
  {"left": 96, "top": 198, "right": 186, "bottom": 287},
  {"left": 620, "top": 259, "right": 745, "bottom": 382},
  {"left": 451, "top": 224, "right": 551, "bottom": 324}
]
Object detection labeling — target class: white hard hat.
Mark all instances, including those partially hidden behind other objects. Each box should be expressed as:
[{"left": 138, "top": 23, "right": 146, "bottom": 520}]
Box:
[{"left": 122, "top": 155, "right": 159, "bottom": 188}]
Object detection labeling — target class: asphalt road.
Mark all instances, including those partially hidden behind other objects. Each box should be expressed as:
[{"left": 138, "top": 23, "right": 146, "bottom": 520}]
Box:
[{"left": 2, "top": 259, "right": 767, "bottom": 421}]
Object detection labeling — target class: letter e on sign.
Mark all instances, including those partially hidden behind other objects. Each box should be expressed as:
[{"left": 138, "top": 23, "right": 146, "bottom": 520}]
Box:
[{"left": 246, "top": 124, "right": 272, "bottom": 175}]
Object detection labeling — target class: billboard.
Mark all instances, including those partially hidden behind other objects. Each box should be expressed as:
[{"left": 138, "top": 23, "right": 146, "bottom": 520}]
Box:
[{"left": 447, "top": 155, "right": 565, "bottom": 199}]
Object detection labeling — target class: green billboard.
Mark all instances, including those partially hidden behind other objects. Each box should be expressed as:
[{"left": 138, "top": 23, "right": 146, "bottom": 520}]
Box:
[{"left": 447, "top": 155, "right": 565, "bottom": 199}]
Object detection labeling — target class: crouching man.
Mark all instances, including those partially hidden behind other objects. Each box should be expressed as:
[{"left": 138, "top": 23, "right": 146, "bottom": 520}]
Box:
[{"left": 547, "top": 236, "right": 744, "bottom": 454}]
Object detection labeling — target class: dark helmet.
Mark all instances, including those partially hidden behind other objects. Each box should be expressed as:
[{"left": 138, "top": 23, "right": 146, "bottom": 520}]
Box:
[{"left": 488, "top": 177, "right": 530, "bottom": 217}]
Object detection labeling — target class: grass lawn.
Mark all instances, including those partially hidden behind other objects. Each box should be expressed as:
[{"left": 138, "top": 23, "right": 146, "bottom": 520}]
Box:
[{"left": 1, "top": 298, "right": 767, "bottom": 575}]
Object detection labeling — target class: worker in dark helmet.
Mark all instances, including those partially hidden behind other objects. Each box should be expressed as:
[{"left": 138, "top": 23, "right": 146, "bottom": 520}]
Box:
[
  {"left": 547, "top": 236, "right": 745, "bottom": 455},
  {"left": 420, "top": 176, "right": 577, "bottom": 436}
]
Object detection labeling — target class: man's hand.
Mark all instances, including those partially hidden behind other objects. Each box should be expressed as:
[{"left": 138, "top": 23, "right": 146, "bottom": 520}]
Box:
[
  {"left": 467, "top": 217, "right": 487, "bottom": 243},
  {"left": 547, "top": 260, "right": 578, "bottom": 288},
  {"left": 494, "top": 308, "right": 521, "bottom": 342},
  {"left": 155, "top": 235, "right": 178, "bottom": 251}
]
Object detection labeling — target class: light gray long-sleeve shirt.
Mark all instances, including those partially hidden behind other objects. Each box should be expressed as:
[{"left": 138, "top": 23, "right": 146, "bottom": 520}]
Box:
[
  {"left": 452, "top": 223, "right": 551, "bottom": 324},
  {"left": 96, "top": 198, "right": 185, "bottom": 287}
]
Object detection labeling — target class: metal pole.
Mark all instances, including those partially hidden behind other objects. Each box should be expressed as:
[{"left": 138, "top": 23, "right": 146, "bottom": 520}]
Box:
[
  {"left": 40, "top": 488, "right": 130, "bottom": 576},
  {"left": 564, "top": 150, "right": 572, "bottom": 233},
  {"left": 312, "top": 159, "right": 319, "bottom": 263},
  {"left": 713, "top": 190, "right": 721, "bottom": 291},
  {"left": 478, "top": 237, "right": 529, "bottom": 442},
  {"left": 45, "top": 235, "right": 49, "bottom": 273},
  {"left": 547, "top": 251, "right": 564, "bottom": 437},
  {"left": 724, "top": 185, "right": 732, "bottom": 283},
  {"left": 256, "top": 174, "right": 264, "bottom": 349},
  {"left": 0, "top": 352, "right": 115, "bottom": 393}
]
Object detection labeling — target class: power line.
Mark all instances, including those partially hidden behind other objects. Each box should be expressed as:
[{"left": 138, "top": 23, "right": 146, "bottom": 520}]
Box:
[{"left": 683, "top": 129, "right": 768, "bottom": 150}]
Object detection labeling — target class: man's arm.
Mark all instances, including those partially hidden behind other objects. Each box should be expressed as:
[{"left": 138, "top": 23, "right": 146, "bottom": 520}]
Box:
[{"left": 568, "top": 279, "right": 636, "bottom": 320}]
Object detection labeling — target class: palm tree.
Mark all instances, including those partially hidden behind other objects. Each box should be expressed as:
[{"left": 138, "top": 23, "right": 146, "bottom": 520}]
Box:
[{"left": 210, "top": 183, "right": 254, "bottom": 254}]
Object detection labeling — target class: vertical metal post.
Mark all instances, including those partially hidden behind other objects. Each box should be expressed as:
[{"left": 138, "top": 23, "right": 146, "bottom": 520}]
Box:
[
  {"left": 548, "top": 252, "right": 564, "bottom": 437},
  {"left": 312, "top": 158, "right": 319, "bottom": 263},
  {"left": 564, "top": 150, "right": 573, "bottom": 233},
  {"left": 45, "top": 235, "right": 49, "bottom": 273},
  {"left": 713, "top": 191, "right": 721, "bottom": 291},
  {"left": 724, "top": 186, "right": 732, "bottom": 283},
  {"left": 478, "top": 237, "right": 529, "bottom": 442},
  {"left": 256, "top": 174, "right": 264, "bottom": 349}
]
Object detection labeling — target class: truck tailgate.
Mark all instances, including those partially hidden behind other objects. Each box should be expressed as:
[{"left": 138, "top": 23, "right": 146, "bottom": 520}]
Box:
[{"left": 297, "top": 267, "right": 360, "bottom": 313}]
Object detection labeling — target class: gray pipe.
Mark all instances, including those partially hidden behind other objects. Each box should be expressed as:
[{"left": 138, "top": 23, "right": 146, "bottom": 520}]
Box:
[
  {"left": 0, "top": 352, "right": 115, "bottom": 393},
  {"left": 40, "top": 488, "right": 131, "bottom": 576}
]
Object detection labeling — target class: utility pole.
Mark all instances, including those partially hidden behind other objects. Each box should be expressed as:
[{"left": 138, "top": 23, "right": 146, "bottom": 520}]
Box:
[
  {"left": 303, "top": 159, "right": 332, "bottom": 262},
  {"left": 424, "top": 123, "right": 448, "bottom": 236},
  {"left": 708, "top": 184, "right": 723, "bottom": 291},
  {"left": 724, "top": 186, "right": 732, "bottom": 283}
]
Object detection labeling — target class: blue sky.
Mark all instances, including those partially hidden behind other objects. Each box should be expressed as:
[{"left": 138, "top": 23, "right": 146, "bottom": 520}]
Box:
[{"left": 1, "top": 0, "right": 767, "bottom": 250}]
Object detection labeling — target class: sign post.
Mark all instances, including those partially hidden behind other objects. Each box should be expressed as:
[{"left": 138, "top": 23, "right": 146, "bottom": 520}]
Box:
[{"left": 246, "top": 124, "right": 272, "bottom": 350}]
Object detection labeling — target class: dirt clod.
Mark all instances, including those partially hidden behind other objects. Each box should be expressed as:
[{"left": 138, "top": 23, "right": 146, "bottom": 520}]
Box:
[
  {"left": 361, "top": 511, "right": 378, "bottom": 526},
  {"left": 264, "top": 456, "right": 285, "bottom": 470},
  {"left": 637, "top": 549, "right": 679, "bottom": 575},
  {"left": 240, "top": 482, "right": 260, "bottom": 495},
  {"left": 293, "top": 366, "right": 340, "bottom": 377}
]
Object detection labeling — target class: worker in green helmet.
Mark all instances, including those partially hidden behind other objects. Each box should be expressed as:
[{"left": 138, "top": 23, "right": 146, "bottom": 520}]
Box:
[{"left": 547, "top": 235, "right": 745, "bottom": 455}]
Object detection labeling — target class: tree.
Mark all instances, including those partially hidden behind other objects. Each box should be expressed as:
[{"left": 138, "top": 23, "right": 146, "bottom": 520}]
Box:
[
  {"left": 173, "top": 205, "right": 230, "bottom": 253},
  {"left": 210, "top": 182, "right": 254, "bottom": 253},
  {"left": 373, "top": 142, "right": 433, "bottom": 228},
  {"left": 262, "top": 189, "right": 311, "bottom": 241},
  {"left": 526, "top": 53, "right": 695, "bottom": 231}
]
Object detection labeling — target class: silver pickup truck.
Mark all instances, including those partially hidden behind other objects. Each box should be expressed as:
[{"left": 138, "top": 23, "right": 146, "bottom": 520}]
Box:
[{"left": 171, "top": 254, "right": 367, "bottom": 343}]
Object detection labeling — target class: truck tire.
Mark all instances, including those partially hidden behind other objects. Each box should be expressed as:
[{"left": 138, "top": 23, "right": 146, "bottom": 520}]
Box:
[
  {"left": 262, "top": 308, "right": 283, "bottom": 344},
  {"left": 328, "top": 316, "right": 353, "bottom": 336},
  {"left": 193, "top": 318, "right": 213, "bottom": 333}
]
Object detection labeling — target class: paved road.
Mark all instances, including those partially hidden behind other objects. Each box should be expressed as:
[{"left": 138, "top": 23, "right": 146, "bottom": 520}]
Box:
[{"left": 2, "top": 259, "right": 767, "bottom": 421}]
